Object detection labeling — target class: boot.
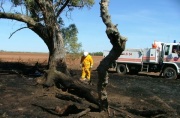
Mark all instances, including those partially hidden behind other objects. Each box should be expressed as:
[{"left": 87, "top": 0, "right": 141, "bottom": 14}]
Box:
[{"left": 79, "top": 78, "right": 86, "bottom": 81}]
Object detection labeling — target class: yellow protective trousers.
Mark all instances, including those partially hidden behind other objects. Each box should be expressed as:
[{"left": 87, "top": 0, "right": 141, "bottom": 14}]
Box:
[{"left": 81, "top": 67, "right": 91, "bottom": 80}]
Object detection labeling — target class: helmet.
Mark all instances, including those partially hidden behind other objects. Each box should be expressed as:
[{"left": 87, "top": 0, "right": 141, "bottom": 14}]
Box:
[{"left": 83, "top": 51, "right": 88, "bottom": 56}]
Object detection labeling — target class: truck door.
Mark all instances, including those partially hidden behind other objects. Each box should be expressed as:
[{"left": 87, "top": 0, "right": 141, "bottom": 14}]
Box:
[
  {"left": 164, "top": 44, "right": 179, "bottom": 62},
  {"left": 171, "top": 45, "right": 180, "bottom": 62}
]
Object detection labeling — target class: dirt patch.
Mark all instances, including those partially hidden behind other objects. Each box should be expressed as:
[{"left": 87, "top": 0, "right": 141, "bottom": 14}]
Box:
[{"left": 0, "top": 52, "right": 180, "bottom": 117}]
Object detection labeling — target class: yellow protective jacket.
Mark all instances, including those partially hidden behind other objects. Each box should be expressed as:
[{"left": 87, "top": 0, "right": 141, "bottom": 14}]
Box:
[{"left": 80, "top": 54, "right": 93, "bottom": 68}]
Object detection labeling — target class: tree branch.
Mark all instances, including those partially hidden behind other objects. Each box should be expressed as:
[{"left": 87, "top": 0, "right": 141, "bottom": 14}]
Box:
[
  {"left": 9, "top": 27, "right": 28, "bottom": 39},
  {"left": 0, "top": 1, "right": 5, "bottom": 13},
  {"left": 54, "top": 0, "right": 63, "bottom": 8},
  {"left": 97, "top": 0, "right": 127, "bottom": 112},
  {"left": 0, "top": 12, "right": 36, "bottom": 26},
  {"left": 34, "top": 0, "right": 46, "bottom": 16},
  {"left": 56, "top": 0, "right": 70, "bottom": 17},
  {"left": 34, "top": 0, "right": 54, "bottom": 25},
  {"left": 0, "top": 12, "right": 50, "bottom": 49}
]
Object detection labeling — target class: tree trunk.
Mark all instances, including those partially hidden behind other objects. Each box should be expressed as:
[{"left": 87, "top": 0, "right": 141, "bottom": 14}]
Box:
[
  {"left": 97, "top": 0, "right": 127, "bottom": 111},
  {"left": 43, "top": 23, "right": 70, "bottom": 87}
]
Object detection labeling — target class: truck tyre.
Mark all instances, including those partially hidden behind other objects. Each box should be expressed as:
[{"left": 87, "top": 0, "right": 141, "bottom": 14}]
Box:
[
  {"left": 116, "top": 64, "right": 127, "bottom": 75},
  {"left": 163, "top": 67, "right": 177, "bottom": 79}
]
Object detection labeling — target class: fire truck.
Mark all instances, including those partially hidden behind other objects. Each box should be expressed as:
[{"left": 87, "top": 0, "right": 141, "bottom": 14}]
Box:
[{"left": 104, "top": 41, "right": 180, "bottom": 79}]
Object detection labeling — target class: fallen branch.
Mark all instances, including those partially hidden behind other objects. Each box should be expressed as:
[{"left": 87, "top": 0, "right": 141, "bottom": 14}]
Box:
[
  {"left": 55, "top": 93, "right": 99, "bottom": 110},
  {"left": 55, "top": 93, "right": 82, "bottom": 103},
  {"left": 75, "top": 108, "right": 91, "bottom": 117},
  {"left": 109, "top": 106, "right": 136, "bottom": 118}
]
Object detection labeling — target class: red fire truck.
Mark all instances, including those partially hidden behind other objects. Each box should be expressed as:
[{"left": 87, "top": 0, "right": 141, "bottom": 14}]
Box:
[{"left": 104, "top": 41, "right": 180, "bottom": 79}]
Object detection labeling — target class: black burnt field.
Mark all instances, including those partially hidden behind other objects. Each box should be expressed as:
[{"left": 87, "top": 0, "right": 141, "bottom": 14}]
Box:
[{"left": 0, "top": 61, "right": 180, "bottom": 118}]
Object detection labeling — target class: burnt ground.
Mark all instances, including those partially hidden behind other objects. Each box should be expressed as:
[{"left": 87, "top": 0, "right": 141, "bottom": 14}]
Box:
[{"left": 0, "top": 62, "right": 180, "bottom": 118}]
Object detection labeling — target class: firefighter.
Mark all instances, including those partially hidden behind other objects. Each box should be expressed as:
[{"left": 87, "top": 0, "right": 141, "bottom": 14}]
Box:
[{"left": 80, "top": 51, "right": 93, "bottom": 84}]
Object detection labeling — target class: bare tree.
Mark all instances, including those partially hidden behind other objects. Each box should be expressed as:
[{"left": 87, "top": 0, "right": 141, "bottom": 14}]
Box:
[{"left": 97, "top": 0, "right": 127, "bottom": 111}]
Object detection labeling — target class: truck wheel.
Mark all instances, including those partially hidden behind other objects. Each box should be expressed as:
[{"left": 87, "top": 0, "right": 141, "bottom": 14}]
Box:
[
  {"left": 163, "top": 67, "right": 177, "bottom": 79},
  {"left": 116, "top": 64, "right": 126, "bottom": 75}
]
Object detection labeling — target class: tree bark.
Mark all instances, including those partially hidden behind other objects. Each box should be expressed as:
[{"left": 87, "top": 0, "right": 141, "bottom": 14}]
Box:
[
  {"left": 44, "top": 24, "right": 69, "bottom": 86},
  {"left": 98, "top": 0, "right": 127, "bottom": 111}
]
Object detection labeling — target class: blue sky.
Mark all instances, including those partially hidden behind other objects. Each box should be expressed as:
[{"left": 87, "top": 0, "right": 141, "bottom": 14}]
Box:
[{"left": 0, "top": 0, "right": 180, "bottom": 53}]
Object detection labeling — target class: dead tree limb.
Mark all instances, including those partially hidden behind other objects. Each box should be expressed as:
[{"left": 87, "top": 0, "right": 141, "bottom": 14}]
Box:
[
  {"left": 55, "top": 93, "right": 82, "bottom": 103},
  {"left": 75, "top": 108, "right": 91, "bottom": 117},
  {"left": 9, "top": 27, "right": 28, "bottom": 39},
  {"left": 97, "top": 0, "right": 127, "bottom": 111},
  {"left": 55, "top": 92, "right": 99, "bottom": 110},
  {"left": 37, "top": 69, "right": 99, "bottom": 107}
]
